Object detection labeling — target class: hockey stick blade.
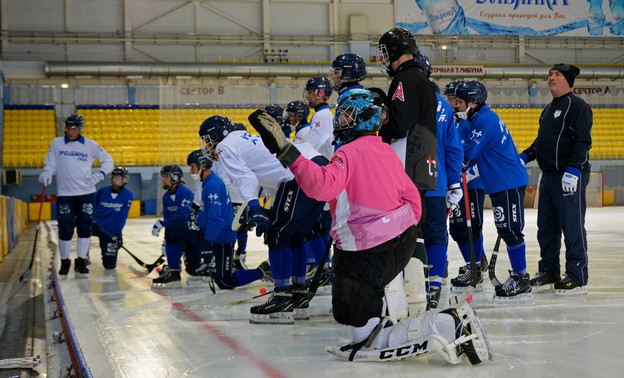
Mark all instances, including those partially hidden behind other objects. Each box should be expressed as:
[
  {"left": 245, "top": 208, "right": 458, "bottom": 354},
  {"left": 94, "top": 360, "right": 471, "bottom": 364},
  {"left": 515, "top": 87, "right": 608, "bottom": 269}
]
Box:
[
  {"left": 230, "top": 290, "right": 272, "bottom": 305},
  {"left": 19, "top": 186, "right": 46, "bottom": 282},
  {"left": 488, "top": 236, "right": 503, "bottom": 287},
  {"left": 231, "top": 200, "right": 249, "bottom": 232},
  {"left": 129, "top": 255, "right": 166, "bottom": 276},
  {"left": 307, "top": 237, "right": 333, "bottom": 297}
]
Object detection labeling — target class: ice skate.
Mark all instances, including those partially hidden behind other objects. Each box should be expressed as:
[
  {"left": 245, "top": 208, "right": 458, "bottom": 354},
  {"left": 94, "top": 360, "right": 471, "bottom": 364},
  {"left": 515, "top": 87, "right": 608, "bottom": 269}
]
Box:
[
  {"left": 257, "top": 260, "right": 273, "bottom": 283},
  {"left": 457, "top": 255, "right": 488, "bottom": 275},
  {"left": 493, "top": 271, "right": 532, "bottom": 302},
  {"left": 530, "top": 270, "right": 560, "bottom": 292},
  {"left": 291, "top": 284, "right": 313, "bottom": 320},
  {"left": 450, "top": 267, "right": 483, "bottom": 292},
  {"left": 234, "top": 253, "right": 248, "bottom": 271},
  {"left": 249, "top": 288, "right": 294, "bottom": 324},
  {"left": 554, "top": 274, "right": 587, "bottom": 296},
  {"left": 58, "top": 259, "right": 71, "bottom": 278},
  {"left": 74, "top": 257, "right": 89, "bottom": 279},
  {"left": 427, "top": 286, "right": 441, "bottom": 310},
  {"left": 194, "top": 262, "right": 211, "bottom": 276},
  {"left": 152, "top": 268, "right": 182, "bottom": 288}
]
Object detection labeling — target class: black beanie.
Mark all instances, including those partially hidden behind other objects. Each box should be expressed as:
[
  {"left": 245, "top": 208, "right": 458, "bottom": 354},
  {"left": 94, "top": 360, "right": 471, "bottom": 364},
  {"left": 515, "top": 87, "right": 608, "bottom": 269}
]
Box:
[{"left": 550, "top": 63, "right": 580, "bottom": 88}]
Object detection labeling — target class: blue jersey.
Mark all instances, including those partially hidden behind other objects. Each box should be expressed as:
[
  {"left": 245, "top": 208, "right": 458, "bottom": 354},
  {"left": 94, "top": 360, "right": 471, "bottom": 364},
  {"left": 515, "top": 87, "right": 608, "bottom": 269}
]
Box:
[
  {"left": 426, "top": 93, "right": 463, "bottom": 198},
  {"left": 456, "top": 118, "right": 484, "bottom": 190},
  {"left": 94, "top": 186, "right": 133, "bottom": 236},
  {"left": 198, "top": 171, "right": 237, "bottom": 244},
  {"left": 463, "top": 104, "right": 528, "bottom": 194},
  {"left": 161, "top": 184, "right": 193, "bottom": 227}
]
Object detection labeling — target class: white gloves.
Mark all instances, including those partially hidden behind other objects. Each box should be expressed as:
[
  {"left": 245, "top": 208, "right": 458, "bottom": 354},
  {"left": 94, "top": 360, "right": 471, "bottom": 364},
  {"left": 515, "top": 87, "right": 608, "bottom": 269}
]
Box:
[
  {"left": 86, "top": 171, "right": 105, "bottom": 186},
  {"left": 38, "top": 171, "right": 52, "bottom": 187},
  {"left": 152, "top": 220, "right": 164, "bottom": 236},
  {"left": 562, "top": 167, "right": 581, "bottom": 194},
  {"left": 446, "top": 182, "right": 463, "bottom": 210}
]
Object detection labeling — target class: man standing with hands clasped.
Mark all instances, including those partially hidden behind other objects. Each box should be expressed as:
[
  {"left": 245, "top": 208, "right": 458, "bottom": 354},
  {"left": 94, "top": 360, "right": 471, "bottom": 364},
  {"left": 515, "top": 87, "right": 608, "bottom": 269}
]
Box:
[{"left": 520, "top": 63, "right": 592, "bottom": 295}]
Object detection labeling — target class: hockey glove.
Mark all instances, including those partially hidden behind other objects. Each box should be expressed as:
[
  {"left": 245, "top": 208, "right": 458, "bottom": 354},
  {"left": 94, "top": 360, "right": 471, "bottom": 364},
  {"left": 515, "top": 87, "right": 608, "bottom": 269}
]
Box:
[
  {"left": 446, "top": 182, "right": 463, "bottom": 210},
  {"left": 86, "top": 170, "right": 106, "bottom": 186},
  {"left": 519, "top": 153, "right": 529, "bottom": 167},
  {"left": 247, "top": 200, "right": 270, "bottom": 237},
  {"left": 562, "top": 167, "right": 581, "bottom": 193},
  {"left": 38, "top": 171, "right": 52, "bottom": 187},
  {"left": 152, "top": 219, "right": 164, "bottom": 236},
  {"left": 248, "top": 109, "right": 301, "bottom": 168}
]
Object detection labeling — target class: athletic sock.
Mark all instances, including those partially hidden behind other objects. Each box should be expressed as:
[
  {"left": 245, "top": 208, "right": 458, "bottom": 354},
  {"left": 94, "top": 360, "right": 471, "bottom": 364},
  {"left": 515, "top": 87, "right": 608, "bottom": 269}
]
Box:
[
  {"left": 426, "top": 244, "right": 447, "bottom": 288},
  {"left": 232, "top": 269, "right": 261, "bottom": 287},
  {"left": 291, "top": 244, "right": 308, "bottom": 285},
  {"left": 269, "top": 247, "right": 293, "bottom": 290},
  {"left": 165, "top": 243, "right": 183, "bottom": 269},
  {"left": 507, "top": 242, "right": 527, "bottom": 275}
]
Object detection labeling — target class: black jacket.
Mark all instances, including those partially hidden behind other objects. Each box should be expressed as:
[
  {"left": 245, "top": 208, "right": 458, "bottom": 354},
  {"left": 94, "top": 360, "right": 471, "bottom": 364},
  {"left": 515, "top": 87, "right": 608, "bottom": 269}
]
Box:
[
  {"left": 523, "top": 92, "right": 593, "bottom": 175},
  {"left": 379, "top": 60, "right": 438, "bottom": 191}
]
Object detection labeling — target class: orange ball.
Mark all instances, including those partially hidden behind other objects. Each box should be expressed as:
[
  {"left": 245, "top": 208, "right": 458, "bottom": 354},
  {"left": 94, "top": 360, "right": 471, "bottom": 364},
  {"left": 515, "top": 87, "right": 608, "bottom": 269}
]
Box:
[{"left": 260, "top": 287, "right": 267, "bottom": 294}]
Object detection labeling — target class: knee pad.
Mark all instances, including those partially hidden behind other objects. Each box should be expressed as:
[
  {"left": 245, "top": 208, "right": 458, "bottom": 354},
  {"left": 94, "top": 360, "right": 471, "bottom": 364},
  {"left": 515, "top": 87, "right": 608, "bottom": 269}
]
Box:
[{"left": 333, "top": 274, "right": 383, "bottom": 327}]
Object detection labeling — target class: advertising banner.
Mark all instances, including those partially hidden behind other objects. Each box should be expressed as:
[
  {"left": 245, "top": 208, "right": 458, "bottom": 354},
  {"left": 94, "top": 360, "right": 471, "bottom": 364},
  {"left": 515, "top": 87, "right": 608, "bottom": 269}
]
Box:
[{"left": 396, "top": 0, "right": 624, "bottom": 37}]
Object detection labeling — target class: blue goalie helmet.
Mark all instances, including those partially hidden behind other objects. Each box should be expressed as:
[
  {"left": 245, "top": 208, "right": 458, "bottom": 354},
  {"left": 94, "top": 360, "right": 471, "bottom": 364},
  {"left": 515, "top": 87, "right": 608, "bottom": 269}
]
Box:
[
  {"left": 333, "top": 88, "right": 383, "bottom": 147},
  {"left": 199, "top": 115, "right": 235, "bottom": 160},
  {"left": 330, "top": 53, "right": 367, "bottom": 90},
  {"left": 455, "top": 80, "right": 488, "bottom": 106},
  {"left": 65, "top": 114, "right": 85, "bottom": 132}
]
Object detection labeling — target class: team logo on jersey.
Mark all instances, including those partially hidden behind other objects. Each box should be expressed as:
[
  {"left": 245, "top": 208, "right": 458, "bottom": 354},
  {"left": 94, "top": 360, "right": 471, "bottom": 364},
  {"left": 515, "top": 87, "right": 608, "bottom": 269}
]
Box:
[
  {"left": 554, "top": 110, "right": 562, "bottom": 118},
  {"left": 314, "top": 121, "right": 321, "bottom": 128},
  {"left": 392, "top": 82, "right": 405, "bottom": 102},
  {"left": 331, "top": 154, "right": 345, "bottom": 168}
]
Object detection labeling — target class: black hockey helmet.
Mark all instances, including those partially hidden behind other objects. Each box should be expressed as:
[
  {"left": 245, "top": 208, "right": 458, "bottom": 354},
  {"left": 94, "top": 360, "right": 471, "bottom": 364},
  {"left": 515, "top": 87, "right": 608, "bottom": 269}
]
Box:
[
  {"left": 376, "top": 28, "right": 419, "bottom": 77},
  {"left": 160, "top": 164, "right": 184, "bottom": 185},
  {"left": 65, "top": 114, "right": 85, "bottom": 132},
  {"left": 111, "top": 166, "right": 129, "bottom": 192}
]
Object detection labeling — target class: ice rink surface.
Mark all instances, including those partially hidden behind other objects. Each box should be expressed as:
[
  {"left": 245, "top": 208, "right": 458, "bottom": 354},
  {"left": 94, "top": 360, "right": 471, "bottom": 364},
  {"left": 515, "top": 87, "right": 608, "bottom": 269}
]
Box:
[{"left": 44, "top": 207, "right": 624, "bottom": 378}]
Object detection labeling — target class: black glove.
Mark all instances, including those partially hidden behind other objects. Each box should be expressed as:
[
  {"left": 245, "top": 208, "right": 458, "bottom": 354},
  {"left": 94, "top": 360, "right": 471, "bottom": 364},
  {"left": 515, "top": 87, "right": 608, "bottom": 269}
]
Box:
[{"left": 248, "top": 109, "right": 301, "bottom": 167}]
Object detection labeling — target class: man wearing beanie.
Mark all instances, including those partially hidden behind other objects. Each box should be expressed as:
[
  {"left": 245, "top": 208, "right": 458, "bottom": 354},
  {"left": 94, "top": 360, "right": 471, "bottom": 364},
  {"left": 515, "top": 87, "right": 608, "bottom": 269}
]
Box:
[{"left": 519, "top": 63, "right": 593, "bottom": 295}]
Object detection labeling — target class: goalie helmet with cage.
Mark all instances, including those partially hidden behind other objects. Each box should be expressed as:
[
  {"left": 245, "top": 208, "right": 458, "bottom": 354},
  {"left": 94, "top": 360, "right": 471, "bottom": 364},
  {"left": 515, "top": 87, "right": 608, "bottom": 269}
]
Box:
[
  {"left": 376, "top": 28, "right": 419, "bottom": 77},
  {"left": 329, "top": 53, "right": 367, "bottom": 91},
  {"left": 333, "top": 88, "right": 383, "bottom": 147},
  {"left": 199, "top": 115, "right": 235, "bottom": 161},
  {"left": 455, "top": 80, "right": 488, "bottom": 106},
  {"left": 65, "top": 114, "right": 85, "bottom": 132}
]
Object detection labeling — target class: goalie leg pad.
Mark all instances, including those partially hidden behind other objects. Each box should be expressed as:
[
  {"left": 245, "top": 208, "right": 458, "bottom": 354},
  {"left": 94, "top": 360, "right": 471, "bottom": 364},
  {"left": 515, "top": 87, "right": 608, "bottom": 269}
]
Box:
[
  {"left": 454, "top": 301, "right": 494, "bottom": 363},
  {"left": 403, "top": 257, "right": 428, "bottom": 316},
  {"left": 384, "top": 273, "right": 409, "bottom": 322}
]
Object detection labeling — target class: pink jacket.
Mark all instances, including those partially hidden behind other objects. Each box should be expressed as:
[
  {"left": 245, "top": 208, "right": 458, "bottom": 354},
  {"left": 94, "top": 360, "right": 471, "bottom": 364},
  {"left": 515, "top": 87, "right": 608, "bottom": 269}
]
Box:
[{"left": 290, "top": 135, "right": 421, "bottom": 251}]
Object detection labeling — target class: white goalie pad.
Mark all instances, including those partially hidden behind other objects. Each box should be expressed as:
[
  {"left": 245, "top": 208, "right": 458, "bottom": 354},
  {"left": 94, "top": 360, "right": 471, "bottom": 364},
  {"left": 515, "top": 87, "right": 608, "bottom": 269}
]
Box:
[
  {"left": 404, "top": 257, "right": 427, "bottom": 316},
  {"left": 384, "top": 273, "right": 408, "bottom": 322}
]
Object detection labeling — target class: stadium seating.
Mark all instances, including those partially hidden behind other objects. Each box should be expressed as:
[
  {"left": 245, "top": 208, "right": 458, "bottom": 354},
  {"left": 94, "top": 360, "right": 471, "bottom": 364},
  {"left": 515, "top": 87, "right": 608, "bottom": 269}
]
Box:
[{"left": 3, "top": 107, "right": 623, "bottom": 168}]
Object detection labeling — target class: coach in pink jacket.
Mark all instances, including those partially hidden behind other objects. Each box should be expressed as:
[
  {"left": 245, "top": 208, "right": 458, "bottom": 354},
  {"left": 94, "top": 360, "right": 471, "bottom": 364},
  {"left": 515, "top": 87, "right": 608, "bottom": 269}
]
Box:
[{"left": 249, "top": 88, "right": 421, "bottom": 352}]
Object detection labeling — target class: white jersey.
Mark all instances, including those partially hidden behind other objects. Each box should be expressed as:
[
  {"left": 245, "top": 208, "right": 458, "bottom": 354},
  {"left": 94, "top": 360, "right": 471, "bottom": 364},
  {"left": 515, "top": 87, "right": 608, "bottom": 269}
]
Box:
[
  {"left": 298, "top": 104, "right": 334, "bottom": 160},
  {"left": 42, "top": 135, "right": 114, "bottom": 196},
  {"left": 211, "top": 160, "right": 244, "bottom": 203},
  {"left": 215, "top": 130, "right": 294, "bottom": 202}
]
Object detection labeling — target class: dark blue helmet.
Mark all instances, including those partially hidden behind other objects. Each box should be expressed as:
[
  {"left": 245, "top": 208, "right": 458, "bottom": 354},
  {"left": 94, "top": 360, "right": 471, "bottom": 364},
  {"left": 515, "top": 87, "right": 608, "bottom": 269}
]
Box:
[
  {"left": 232, "top": 122, "right": 247, "bottom": 131},
  {"left": 110, "top": 166, "right": 129, "bottom": 192},
  {"left": 285, "top": 100, "right": 310, "bottom": 123},
  {"left": 187, "top": 149, "right": 203, "bottom": 166},
  {"left": 444, "top": 81, "right": 464, "bottom": 97},
  {"left": 264, "top": 105, "right": 285, "bottom": 124},
  {"left": 199, "top": 115, "right": 235, "bottom": 160},
  {"left": 160, "top": 165, "right": 184, "bottom": 189},
  {"left": 65, "top": 114, "right": 85, "bottom": 131},
  {"left": 330, "top": 53, "right": 367, "bottom": 90},
  {"left": 303, "top": 77, "right": 333, "bottom": 104},
  {"left": 376, "top": 28, "right": 418, "bottom": 76},
  {"left": 455, "top": 80, "right": 488, "bottom": 105},
  {"left": 414, "top": 51, "right": 431, "bottom": 78}
]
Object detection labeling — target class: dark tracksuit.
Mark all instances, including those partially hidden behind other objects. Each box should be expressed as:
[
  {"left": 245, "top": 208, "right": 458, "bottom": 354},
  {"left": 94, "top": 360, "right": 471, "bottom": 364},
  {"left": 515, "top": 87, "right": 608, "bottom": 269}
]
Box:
[{"left": 523, "top": 91, "right": 593, "bottom": 286}]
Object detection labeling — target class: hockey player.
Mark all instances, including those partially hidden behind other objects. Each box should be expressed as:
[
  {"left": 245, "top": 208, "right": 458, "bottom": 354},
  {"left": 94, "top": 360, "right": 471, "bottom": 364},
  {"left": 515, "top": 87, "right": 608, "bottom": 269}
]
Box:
[
  {"left": 329, "top": 53, "right": 366, "bottom": 98},
  {"left": 194, "top": 151, "right": 271, "bottom": 289},
  {"left": 445, "top": 81, "right": 488, "bottom": 292},
  {"left": 302, "top": 76, "right": 334, "bottom": 159},
  {"left": 38, "top": 114, "right": 114, "bottom": 278},
  {"left": 151, "top": 165, "right": 196, "bottom": 287},
  {"left": 91, "top": 167, "right": 133, "bottom": 269},
  {"left": 413, "top": 53, "right": 464, "bottom": 309},
  {"left": 249, "top": 88, "right": 491, "bottom": 365},
  {"left": 521, "top": 63, "right": 592, "bottom": 295},
  {"left": 286, "top": 100, "right": 311, "bottom": 144},
  {"left": 199, "top": 115, "right": 328, "bottom": 323},
  {"left": 455, "top": 81, "right": 531, "bottom": 300},
  {"left": 376, "top": 27, "right": 438, "bottom": 270}
]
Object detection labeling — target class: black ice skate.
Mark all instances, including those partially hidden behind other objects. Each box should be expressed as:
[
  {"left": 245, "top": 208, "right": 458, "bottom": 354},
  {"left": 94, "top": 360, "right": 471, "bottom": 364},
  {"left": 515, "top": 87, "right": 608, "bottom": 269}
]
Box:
[
  {"left": 427, "top": 286, "right": 441, "bottom": 310},
  {"left": 450, "top": 267, "right": 483, "bottom": 292},
  {"left": 291, "top": 284, "right": 313, "bottom": 320},
  {"left": 554, "top": 274, "right": 587, "bottom": 296},
  {"left": 249, "top": 288, "right": 294, "bottom": 324},
  {"left": 58, "top": 259, "right": 71, "bottom": 278},
  {"left": 458, "top": 255, "right": 489, "bottom": 275},
  {"left": 530, "top": 270, "right": 560, "bottom": 292},
  {"left": 74, "top": 257, "right": 89, "bottom": 279},
  {"left": 494, "top": 270, "right": 532, "bottom": 302},
  {"left": 152, "top": 268, "right": 182, "bottom": 288},
  {"left": 257, "top": 260, "right": 273, "bottom": 283}
]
